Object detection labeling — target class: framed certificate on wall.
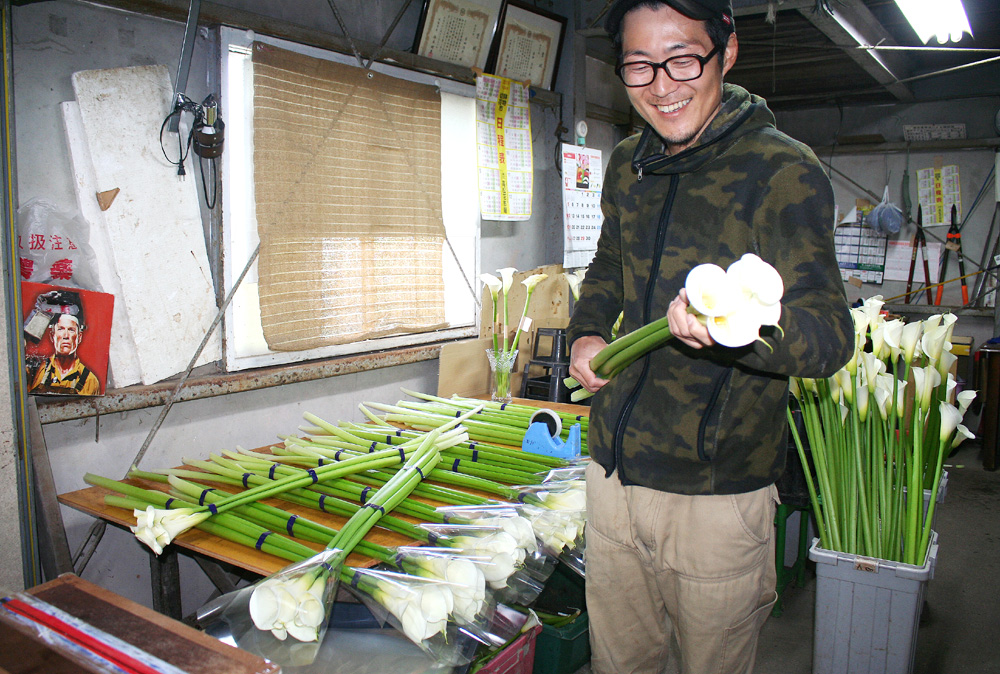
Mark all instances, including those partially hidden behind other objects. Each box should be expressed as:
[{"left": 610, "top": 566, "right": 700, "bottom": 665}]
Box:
[
  {"left": 488, "top": 1, "right": 566, "bottom": 90},
  {"left": 413, "top": 0, "right": 505, "bottom": 71}
]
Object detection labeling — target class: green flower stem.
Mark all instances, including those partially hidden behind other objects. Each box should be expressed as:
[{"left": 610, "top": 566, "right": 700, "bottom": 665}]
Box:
[
  {"left": 348, "top": 471, "right": 490, "bottom": 507},
  {"left": 275, "top": 438, "right": 539, "bottom": 486},
  {"left": 297, "top": 429, "right": 556, "bottom": 475},
  {"left": 146, "top": 466, "right": 442, "bottom": 544},
  {"left": 509, "top": 288, "right": 537, "bottom": 355},
  {"left": 178, "top": 455, "right": 445, "bottom": 531},
  {"left": 800, "top": 380, "right": 842, "bottom": 552},
  {"left": 105, "top": 493, "right": 316, "bottom": 563},
  {"left": 917, "top": 435, "right": 949, "bottom": 565},
  {"left": 335, "top": 422, "right": 569, "bottom": 469},
  {"left": 326, "top": 435, "right": 442, "bottom": 556},
  {"left": 206, "top": 453, "right": 446, "bottom": 523},
  {"left": 166, "top": 481, "right": 398, "bottom": 563},
  {"left": 167, "top": 444, "right": 416, "bottom": 519},
  {"left": 88, "top": 474, "right": 359, "bottom": 563},
  {"left": 785, "top": 407, "right": 829, "bottom": 550},
  {"left": 213, "top": 455, "right": 446, "bottom": 522},
  {"left": 399, "top": 390, "right": 589, "bottom": 433},
  {"left": 370, "top": 407, "right": 526, "bottom": 446},
  {"left": 906, "top": 409, "right": 924, "bottom": 564},
  {"left": 849, "top": 405, "right": 874, "bottom": 556},
  {"left": 594, "top": 323, "right": 674, "bottom": 378},
  {"left": 590, "top": 316, "right": 670, "bottom": 374}
]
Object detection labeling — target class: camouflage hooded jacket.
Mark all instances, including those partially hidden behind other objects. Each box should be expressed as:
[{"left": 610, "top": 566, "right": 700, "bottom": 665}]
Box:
[{"left": 567, "top": 84, "right": 853, "bottom": 495}]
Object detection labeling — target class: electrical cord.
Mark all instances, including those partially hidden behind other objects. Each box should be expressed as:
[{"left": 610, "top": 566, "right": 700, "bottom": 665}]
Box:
[{"left": 159, "top": 93, "right": 223, "bottom": 209}]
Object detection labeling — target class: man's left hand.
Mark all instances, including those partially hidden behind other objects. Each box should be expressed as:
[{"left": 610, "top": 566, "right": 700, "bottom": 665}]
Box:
[{"left": 667, "top": 289, "right": 714, "bottom": 349}]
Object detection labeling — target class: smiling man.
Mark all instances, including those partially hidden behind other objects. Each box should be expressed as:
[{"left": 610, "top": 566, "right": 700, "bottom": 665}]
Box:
[{"left": 567, "top": 1, "right": 853, "bottom": 673}]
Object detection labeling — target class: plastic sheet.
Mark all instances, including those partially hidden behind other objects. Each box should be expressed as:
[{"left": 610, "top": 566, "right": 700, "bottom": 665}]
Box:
[{"left": 17, "top": 198, "right": 101, "bottom": 290}]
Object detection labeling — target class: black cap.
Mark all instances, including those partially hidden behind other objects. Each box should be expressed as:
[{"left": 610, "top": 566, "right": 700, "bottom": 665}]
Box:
[{"left": 605, "top": 0, "right": 734, "bottom": 37}]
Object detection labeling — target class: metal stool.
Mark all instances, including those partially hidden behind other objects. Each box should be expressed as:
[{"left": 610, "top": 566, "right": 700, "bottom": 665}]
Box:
[{"left": 519, "top": 328, "right": 571, "bottom": 403}]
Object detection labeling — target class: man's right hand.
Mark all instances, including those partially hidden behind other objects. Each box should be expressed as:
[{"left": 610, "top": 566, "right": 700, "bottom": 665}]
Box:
[{"left": 569, "top": 335, "right": 610, "bottom": 393}]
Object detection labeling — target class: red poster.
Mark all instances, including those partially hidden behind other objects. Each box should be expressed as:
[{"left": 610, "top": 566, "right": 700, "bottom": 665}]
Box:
[{"left": 22, "top": 282, "right": 113, "bottom": 397}]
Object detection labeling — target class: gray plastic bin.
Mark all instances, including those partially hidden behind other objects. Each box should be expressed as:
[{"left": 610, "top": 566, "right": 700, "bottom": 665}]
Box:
[{"left": 809, "top": 532, "right": 938, "bottom": 674}]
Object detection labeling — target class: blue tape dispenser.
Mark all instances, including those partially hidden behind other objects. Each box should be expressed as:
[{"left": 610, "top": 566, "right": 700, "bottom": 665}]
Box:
[{"left": 522, "top": 408, "right": 581, "bottom": 460}]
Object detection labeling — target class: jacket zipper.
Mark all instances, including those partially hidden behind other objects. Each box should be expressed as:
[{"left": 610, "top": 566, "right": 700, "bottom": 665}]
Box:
[
  {"left": 696, "top": 367, "right": 733, "bottom": 461},
  {"left": 611, "top": 175, "right": 678, "bottom": 480}
]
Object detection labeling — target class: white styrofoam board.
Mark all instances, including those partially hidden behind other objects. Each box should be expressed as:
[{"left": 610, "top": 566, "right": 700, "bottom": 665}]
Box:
[
  {"left": 70, "top": 65, "right": 220, "bottom": 384},
  {"left": 61, "top": 101, "right": 143, "bottom": 388}
]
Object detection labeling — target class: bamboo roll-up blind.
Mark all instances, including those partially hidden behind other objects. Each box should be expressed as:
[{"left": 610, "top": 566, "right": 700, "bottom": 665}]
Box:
[{"left": 252, "top": 43, "right": 447, "bottom": 351}]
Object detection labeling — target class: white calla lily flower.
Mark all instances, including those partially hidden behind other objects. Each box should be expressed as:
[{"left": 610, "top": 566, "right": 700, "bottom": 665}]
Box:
[
  {"left": 834, "top": 369, "right": 853, "bottom": 405},
  {"left": 564, "top": 272, "right": 583, "bottom": 301},
  {"left": 881, "top": 318, "right": 904, "bottom": 360},
  {"left": 131, "top": 506, "right": 210, "bottom": 555},
  {"left": 685, "top": 263, "right": 739, "bottom": 317},
  {"left": 850, "top": 307, "right": 870, "bottom": 345},
  {"left": 912, "top": 366, "right": 941, "bottom": 411},
  {"left": 939, "top": 402, "right": 964, "bottom": 441},
  {"left": 861, "top": 295, "right": 885, "bottom": 328},
  {"left": 951, "top": 424, "right": 975, "bottom": 450},
  {"left": 873, "top": 386, "right": 891, "bottom": 421},
  {"left": 900, "top": 321, "right": 923, "bottom": 365},
  {"left": 707, "top": 307, "right": 764, "bottom": 348},
  {"left": 480, "top": 273, "right": 502, "bottom": 299},
  {"left": 497, "top": 267, "right": 516, "bottom": 295},
  {"left": 856, "top": 382, "right": 870, "bottom": 422},
  {"left": 522, "top": 273, "right": 548, "bottom": 293},
  {"left": 921, "top": 325, "right": 950, "bottom": 364},
  {"left": 957, "top": 390, "right": 977, "bottom": 417},
  {"left": 727, "top": 253, "right": 784, "bottom": 306}
]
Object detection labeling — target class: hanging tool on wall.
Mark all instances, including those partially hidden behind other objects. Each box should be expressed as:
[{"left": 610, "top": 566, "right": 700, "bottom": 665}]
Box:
[
  {"left": 906, "top": 205, "right": 933, "bottom": 304},
  {"left": 935, "top": 204, "right": 969, "bottom": 306}
]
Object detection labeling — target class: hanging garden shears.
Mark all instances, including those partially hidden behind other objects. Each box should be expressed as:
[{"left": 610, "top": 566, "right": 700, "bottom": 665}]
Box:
[
  {"left": 935, "top": 204, "right": 969, "bottom": 306},
  {"left": 906, "top": 205, "right": 933, "bottom": 304}
]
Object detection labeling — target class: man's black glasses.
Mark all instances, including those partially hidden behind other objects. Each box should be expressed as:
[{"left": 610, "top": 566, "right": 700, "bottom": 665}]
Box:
[{"left": 616, "top": 45, "right": 721, "bottom": 87}]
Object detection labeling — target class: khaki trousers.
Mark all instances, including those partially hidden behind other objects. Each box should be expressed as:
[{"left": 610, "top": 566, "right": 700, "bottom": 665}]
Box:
[{"left": 585, "top": 461, "right": 778, "bottom": 674}]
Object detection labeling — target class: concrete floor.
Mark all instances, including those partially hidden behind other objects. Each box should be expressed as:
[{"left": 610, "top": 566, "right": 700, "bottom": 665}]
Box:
[{"left": 571, "top": 440, "right": 1000, "bottom": 674}]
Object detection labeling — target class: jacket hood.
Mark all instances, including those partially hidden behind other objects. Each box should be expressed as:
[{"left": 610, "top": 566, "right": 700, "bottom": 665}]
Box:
[{"left": 632, "top": 84, "right": 775, "bottom": 176}]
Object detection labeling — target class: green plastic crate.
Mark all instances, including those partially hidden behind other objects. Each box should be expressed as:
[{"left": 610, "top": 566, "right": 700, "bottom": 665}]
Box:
[
  {"left": 532, "top": 612, "right": 590, "bottom": 674},
  {"left": 533, "top": 561, "right": 586, "bottom": 615}
]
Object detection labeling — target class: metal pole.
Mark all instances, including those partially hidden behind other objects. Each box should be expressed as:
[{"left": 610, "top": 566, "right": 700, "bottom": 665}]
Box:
[
  {"left": 73, "top": 245, "right": 260, "bottom": 574},
  {"left": 1, "top": 0, "right": 40, "bottom": 590},
  {"left": 168, "top": 0, "right": 202, "bottom": 133}
]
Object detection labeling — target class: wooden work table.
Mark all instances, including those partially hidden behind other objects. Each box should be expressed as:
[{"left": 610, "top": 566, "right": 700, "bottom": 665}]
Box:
[{"left": 58, "top": 398, "right": 590, "bottom": 618}]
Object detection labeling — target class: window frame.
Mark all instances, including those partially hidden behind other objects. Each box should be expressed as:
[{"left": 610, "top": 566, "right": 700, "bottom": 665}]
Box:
[{"left": 219, "top": 26, "right": 480, "bottom": 372}]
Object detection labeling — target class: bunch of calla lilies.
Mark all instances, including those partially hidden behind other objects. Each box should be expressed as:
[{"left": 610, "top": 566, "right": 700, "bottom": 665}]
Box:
[
  {"left": 788, "top": 296, "right": 976, "bottom": 566},
  {"left": 87, "top": 391, "right": 590, "bottom": 667},
  {"left": 480, "top": 267, "right": 549, "bottom": 401},
  {"left": 566, "top": 253, "right": 785, "bottom": 401}
]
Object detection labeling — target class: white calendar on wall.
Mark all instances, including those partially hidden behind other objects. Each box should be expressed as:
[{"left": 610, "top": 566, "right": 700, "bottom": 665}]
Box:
[{"left": 562, "top": 144, "right": 603, "bottom": 269}]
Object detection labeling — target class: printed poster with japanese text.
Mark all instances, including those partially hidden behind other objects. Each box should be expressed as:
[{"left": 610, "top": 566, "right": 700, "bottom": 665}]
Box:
[
  {"left": 562, "top": 144, "right": 603, "bottom": 269},
  {"left": 476, "top": 74, "right": 532, "bottom": 221},
  {"left": 917, "top": 164, "right": 961, "bottom": 228}
]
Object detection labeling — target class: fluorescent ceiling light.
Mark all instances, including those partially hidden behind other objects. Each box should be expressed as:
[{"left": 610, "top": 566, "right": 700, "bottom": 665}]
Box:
[{"left": 894, "top": 0, "right": 972, "bottom": 44}]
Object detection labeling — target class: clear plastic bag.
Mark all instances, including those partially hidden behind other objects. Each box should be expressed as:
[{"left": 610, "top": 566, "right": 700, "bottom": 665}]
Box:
[
  {"left": 196, "top": 549, "right": 344, "bottom": 667},
  {"left": 865, "top": 186, "right": 904, "bottom": 236},
  {"left": 17, "top": 198, "right": 101, "bottom": 290}
]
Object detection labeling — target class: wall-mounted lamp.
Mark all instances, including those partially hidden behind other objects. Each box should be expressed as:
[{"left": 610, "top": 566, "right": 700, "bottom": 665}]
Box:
[{"left": 894, "top": 0, "right": 972, "bottom": 45}]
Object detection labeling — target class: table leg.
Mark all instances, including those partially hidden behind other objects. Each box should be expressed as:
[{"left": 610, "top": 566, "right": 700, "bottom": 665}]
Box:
[{"left": 149, "top": 546, "right": 182, "bottom": 619}]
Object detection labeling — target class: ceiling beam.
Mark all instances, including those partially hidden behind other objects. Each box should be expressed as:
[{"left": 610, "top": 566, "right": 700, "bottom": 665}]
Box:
[{"left": 797, "top": 0, "right": 914, "bottom": 101}]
